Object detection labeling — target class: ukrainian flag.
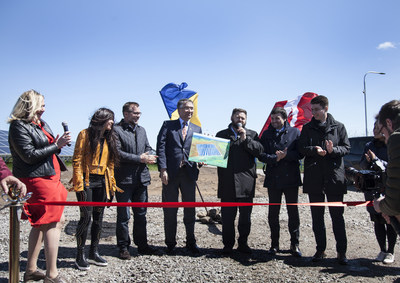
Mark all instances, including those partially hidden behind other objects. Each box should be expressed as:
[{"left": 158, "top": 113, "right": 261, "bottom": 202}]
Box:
[{"left": 159, "top": 82, "right": 201, "bottom": 127}]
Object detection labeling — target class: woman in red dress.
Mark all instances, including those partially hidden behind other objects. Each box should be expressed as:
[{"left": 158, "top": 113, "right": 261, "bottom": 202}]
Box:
[{"left": 8, "top": 90, "right": 71, "bottom": 283}]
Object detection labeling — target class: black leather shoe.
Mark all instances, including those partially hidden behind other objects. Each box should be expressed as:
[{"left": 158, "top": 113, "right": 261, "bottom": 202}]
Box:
[
  {"left": 166, "top": 245, "right": 176, "bottom": 255},
  {"left": 75, "top": 250, "right": 90, "bottom": 270},
  {"left": 119, "top": 249, "right": 131, "bottom": 260},
  {"left": 290, "top": 244, "right": 302, "bottom": 258},
  {"left": 268, "top": 247, "right": 279, "bottom": 255},
  {"left": 237, "top": 244, "right": 252, "bottom": 254},
  {"left": 186, "top": 243, "right": 200, "bottom": 254},
  {"left": 138, "top": 245, "right": 160, "bottom": 255},
  {"left": 337, "top": 253, "right": 348, "bottom": 265},
  {"left": 88, "top": 251, "right": 108, "bottom": 266},
  {"left": 312, "top": 250, "right": 326, "bottom": 262},
  {"left": 221, "top": 246, "right": 233, "bottom": 255}
]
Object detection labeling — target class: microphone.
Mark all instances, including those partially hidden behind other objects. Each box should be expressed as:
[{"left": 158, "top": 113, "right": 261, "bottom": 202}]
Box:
[
  {"left": 62, "top": 122, "right": 71, "bottom": 146},
  {"left": 236, "top": 123, "right": 244, "bottom": 140}
]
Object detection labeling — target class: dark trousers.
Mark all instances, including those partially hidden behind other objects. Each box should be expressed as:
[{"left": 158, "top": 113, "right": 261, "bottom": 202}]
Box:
[
  {"left": 116, "top": 183, "right": 148, "bottom": 251},
  {"left": 308, "top": 193, "right": 347, "bottom": 253},
  {"left": 268, "top": 186, "right": 300, "bottom": 248},
  {"left": 221, "top": 197, "right": 253, "bottom": 249},
  {"left": 375, "top": 222, "right": 397, "bottom": 254},
  {"left": 162, "top": 168, "right": 196, "bottom": 247},
  {"left": 75, "top": 175, "right": 106, "bottom": 250}
]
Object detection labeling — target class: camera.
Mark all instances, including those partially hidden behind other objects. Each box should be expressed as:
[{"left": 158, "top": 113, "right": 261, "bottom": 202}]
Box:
[
  {"left": 345, "top": 168, "right": 384, "bottom": 193},
  {"left": 346, "top": 157, "right": 400, "bottom": 236},
  {"left": 345, "top": 159, "right": 386, "bottom": 194}
]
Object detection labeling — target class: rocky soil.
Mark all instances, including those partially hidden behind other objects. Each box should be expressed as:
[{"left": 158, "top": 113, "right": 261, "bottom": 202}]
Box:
[{"left": 0, "top": 166, "right": 399, "bottom": 282}]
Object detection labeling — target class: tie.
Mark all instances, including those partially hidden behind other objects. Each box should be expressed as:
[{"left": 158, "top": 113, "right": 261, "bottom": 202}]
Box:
[{"left": 182, "top": 122, "right": 188, "bottom": 140}]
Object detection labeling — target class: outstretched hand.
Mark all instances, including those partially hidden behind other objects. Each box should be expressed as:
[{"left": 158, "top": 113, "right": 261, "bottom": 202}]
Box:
[
  {"left": 141, "top": 152, "right": 158, "bottom": 164},
  {"left": 55, "top": 132, "right": 71, "bottom": 149},
  {"left": 0, "top": 175, "right": 27, "bottom": 197}
]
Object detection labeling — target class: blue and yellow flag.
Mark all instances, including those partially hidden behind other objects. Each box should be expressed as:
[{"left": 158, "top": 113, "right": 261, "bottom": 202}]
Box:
[{"left": 159, "top": 82, "right": 201, "bottom": 127}]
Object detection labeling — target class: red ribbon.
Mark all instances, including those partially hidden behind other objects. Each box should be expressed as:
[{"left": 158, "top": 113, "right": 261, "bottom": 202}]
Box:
[{"left": 25, "top": 201, "right": 373, "bottom": 207}]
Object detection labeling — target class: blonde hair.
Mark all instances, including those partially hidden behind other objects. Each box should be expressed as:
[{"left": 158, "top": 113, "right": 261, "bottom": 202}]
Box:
[{"left": 8, "top": 90, "right": 44, "bottom": 123}]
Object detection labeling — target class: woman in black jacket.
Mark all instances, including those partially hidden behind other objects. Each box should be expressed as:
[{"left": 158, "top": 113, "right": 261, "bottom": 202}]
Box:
[{"left": 8, "top": 90, "right": 71, "bottom": 283}]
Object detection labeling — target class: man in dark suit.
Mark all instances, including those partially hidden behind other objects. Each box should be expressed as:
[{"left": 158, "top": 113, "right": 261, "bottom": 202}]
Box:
[
  {"left": 259, "top": 107, "right": 302, "bottom": 257},
  {"left": 156, "top": 98, "right": 202, "bottom": 254},
  {"left": 114, "top": 102, "right": 158, "bottom": 260},
  {"left": 216, "top": 108, "right": 264, "bottom": 255}
]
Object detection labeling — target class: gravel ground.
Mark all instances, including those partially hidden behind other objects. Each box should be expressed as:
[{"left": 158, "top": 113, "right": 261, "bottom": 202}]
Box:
[{"left": 1, "top": 166, "right": 400, "bottom": 282}]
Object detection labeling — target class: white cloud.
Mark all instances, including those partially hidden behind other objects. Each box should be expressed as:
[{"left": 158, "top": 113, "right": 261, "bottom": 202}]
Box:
[{"left": 377, "top": 41, "right": 396, "bottom": 50}]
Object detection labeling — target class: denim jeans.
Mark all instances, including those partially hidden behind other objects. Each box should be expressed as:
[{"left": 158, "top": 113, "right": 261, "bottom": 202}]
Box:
[{"left": 116, "top": 183, "right": 148, "bottom": 250}]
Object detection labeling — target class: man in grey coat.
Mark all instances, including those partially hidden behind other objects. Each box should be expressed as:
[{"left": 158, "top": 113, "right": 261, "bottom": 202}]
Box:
[{"left": 114, "top": 102, "right": 158, "bottom": 260}]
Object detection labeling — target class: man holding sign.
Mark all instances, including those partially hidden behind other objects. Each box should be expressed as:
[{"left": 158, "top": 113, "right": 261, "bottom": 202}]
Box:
[{"left": 157, "top": 99, "right": 202, "bottom": 254}]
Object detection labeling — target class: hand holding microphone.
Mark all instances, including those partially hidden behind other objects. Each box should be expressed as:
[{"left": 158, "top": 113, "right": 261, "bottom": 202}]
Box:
[
  {"left": 236, "top": 123, "right": 246, "bottom": 141},
  {"left": 55, "top": 122, "right": 71, "bottom": 149}
]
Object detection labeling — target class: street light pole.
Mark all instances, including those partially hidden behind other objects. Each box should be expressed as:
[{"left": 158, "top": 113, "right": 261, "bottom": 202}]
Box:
[{"left": 363, "top": 71, "right": 385, "bottom": 136}]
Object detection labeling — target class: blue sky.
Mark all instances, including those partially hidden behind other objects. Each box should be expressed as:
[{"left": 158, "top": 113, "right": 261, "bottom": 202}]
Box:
[{"left": 1, "top": 0, "right": 399, "bottom": 148}]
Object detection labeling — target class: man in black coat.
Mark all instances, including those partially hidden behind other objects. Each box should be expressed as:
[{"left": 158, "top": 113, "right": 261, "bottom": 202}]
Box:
[
  {"left": 114, "top": 102, "right": 158, "bottom": 260},
  {"left": 216, "top": 108, "right": 264, "bottom": 255},
  {"left": 259, "top": 107, "right": 302, "bottom": 257},
  {"left": 298, "top": 95, "right": 350, "bottom": 265},
  {"left": 156, "top": 99, "right": 202, "bottom": 254}
]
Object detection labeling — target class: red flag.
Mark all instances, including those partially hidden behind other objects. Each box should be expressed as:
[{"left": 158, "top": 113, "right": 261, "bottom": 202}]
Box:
[{"left": 260, "top": 92, "right": 318, "bottom": 138}]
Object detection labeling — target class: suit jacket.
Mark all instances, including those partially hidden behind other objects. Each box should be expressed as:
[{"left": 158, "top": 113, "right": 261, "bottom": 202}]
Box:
[
  {"left": 114, "top": 119, "right": 153, "bottom": 186},
  {"left": 259, "top": 122, "right": 302, "bottom": 189},
  {"left": 156, "top": 119, "right": 202, "bottom": 181}
]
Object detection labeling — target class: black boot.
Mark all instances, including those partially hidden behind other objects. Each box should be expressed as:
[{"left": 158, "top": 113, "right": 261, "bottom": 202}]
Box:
[
  {"left": 88, "top": 206, "right": 108, "bottom": 266},
  {"left": 88, "top": 246, "right": 108, "bottom": 266},
  {"left": 75, "top": 248, "right": 90, "bottom": 270}
]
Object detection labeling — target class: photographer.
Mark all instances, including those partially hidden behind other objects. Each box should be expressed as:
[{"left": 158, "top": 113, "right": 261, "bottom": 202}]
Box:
[
  {"left": 374, "top": 100, "right": 400, "bottom": 232},
  {"left": 360, "top": 120, "right": 396, "bottom": 264}
]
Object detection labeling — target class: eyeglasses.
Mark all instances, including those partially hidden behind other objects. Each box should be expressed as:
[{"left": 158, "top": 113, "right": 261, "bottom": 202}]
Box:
[
  {"left": 311, "top": 107, "right": 324, "bottom": 113},
  {"left": 179, "top": 106, "right": 194, "bottom": 111}
]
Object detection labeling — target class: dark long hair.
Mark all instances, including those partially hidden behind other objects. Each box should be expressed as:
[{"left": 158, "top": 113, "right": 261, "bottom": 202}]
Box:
[{"left": 87, "top": 108, "right": 119, "bottom": 165}]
